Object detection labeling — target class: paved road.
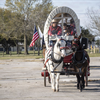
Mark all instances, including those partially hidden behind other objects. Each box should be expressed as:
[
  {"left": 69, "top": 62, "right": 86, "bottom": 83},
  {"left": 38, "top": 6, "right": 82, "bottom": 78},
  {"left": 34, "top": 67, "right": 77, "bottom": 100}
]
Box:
[{"left": 0, "top": 57, "right": 100, "bottom": 100}]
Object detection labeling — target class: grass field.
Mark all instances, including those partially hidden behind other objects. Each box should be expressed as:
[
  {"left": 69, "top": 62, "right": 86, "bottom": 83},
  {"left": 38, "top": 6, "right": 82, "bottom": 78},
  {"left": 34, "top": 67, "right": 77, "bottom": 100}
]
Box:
[
  {"left": 0, "top": 50, "right": 100, "bottom": 60},
  {"left": 0, "top": 50, "right": 43, "bottom": 60},
  {"left": 88, "top": 53, "right": 100, "bottom": 57}
]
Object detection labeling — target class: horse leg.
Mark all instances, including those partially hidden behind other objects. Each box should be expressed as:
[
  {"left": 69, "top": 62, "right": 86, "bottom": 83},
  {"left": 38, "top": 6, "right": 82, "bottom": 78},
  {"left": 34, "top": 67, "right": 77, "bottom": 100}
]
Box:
[
  {"left": 50, "top": 65, "right": 56, "bottom": 91},
  {"left": 76, "top": 74, "right": 84, "bottom": 92},
  {"left": 50, "top": 73, "right": 56, "bottom": 91},
  {"left": 76, "top": 74, "right": 80, "bottom": 89},
  {"left": 56, "top": 73, "right": 60, "bottom": 92},
  {"left": 82, "top": 74, "right": 85, "bottom": 89}
]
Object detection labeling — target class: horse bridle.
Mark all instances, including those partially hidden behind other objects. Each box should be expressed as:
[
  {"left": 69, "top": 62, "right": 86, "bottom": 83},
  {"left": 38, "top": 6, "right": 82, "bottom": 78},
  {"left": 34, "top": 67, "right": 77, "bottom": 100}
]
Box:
[
  {"left": 58, "top": 39, "right": 71, "bottom": 50},
  {"left": 72, "top": 38, "right": 79, "bottom": 48}
]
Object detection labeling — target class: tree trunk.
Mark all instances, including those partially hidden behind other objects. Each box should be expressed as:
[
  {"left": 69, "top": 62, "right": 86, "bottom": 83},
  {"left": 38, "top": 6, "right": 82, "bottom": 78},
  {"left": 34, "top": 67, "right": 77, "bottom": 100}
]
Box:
[
  {"left": 15, "top": 40, "right": 19, "bottom": 54},
  {"left": 3, "top": 39, "right": 9, "bottom": 54},
  {"left": 16, "top": 42, "right": 19, "bottom": 54},
  {"left": 24, "top": 35, "right": 28, "bottom": 55},
  {"left": 38, "top": 47, "right": 40, "bottom": 55},
  {"left": 6, "top": 47, "right": 9, "bottom": 54},
  {"left": 26, "top": 35, "right": 28, "bottom": 54},
  {"left": 33, "top": 45, "right": 35, "bottom": 55}
]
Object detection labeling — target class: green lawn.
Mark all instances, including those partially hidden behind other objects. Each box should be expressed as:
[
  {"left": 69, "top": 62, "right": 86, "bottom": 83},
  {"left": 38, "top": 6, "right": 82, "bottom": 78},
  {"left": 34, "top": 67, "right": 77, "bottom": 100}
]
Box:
[
  {"left": 86, "top": 48, "right": 100, "bottom": 57},
  {"left": 0, "top": 50, "right": 43, "bottom": 60},
  {"left": 88, "top": 53, "right": 100, "bottom": 57},
  {"left": 0, "top": 50, "right": 100, "bottom": 60}
]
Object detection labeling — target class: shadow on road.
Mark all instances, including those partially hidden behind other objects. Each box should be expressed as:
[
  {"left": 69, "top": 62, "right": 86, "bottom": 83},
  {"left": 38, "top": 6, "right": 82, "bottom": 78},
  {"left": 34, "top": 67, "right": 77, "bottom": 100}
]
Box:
[
  {"left": 59, "top": 81, "right": 100, "bottom": 92},
  {"left": 90, "top": 66, "right": 100, "bottom": 69}
]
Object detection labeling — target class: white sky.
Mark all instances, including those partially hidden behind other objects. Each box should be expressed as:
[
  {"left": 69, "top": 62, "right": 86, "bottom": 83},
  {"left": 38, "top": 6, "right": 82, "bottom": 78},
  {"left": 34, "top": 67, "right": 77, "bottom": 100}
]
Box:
[{"left": 0, "top": 0, "right": 100, "bottom": 27}]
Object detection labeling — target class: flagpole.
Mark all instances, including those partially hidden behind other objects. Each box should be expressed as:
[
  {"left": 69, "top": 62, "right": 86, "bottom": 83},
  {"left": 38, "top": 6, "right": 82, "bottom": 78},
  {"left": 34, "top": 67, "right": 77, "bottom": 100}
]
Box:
[
  {"left": 37, "top": 26, "right": 43, "bottom": 56},
  {"left": 33, "top": 45, "right": 35, "bottom": 56},
  {"left": 32, "top": 23, "right": 34, "bottom": 55},
  {"left": 37, "top": 26, "right": 39, "bottom": 56},
  {"left": 37, "top": 26, "right": 40, "bottom": 55},
  {"left": 33, "top": 23, "right": 35, "bottom": 56}
]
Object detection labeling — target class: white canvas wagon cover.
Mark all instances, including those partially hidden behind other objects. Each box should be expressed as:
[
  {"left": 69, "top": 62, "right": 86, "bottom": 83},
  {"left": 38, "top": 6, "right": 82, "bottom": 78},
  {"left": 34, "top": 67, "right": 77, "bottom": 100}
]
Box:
[{"left": 44, "top": 6, "right": 81, "bottom": 49}]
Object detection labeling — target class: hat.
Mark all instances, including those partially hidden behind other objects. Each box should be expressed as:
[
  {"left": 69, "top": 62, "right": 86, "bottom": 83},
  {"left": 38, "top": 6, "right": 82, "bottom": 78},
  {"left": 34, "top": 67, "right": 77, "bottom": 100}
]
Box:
[{"left": 52, "top": 19, "right": 58, "bottom": 23}]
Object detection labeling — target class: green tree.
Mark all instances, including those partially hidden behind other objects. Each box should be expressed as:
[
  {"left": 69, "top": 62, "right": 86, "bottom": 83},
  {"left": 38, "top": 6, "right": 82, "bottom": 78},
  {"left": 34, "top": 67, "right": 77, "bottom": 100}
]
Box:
[
  {"left": 5, "top": 0, "right": 39, "bottom": 55},
  {"left": 32, "top": 0, "right": 54, "bottom": 31},
  {"left": 29, "top": 0, "right": 54, "bottom": 55},
  {"left": 4, "top": 0, "right": 54, "bottom": 55},
  {"left": 0, "top": 8, "right": 13, "bottom": 54},
  {"left": 81, "top": 27, "right": 95, "bottom": 43},
  {"left": 0, "top": 8, "right": 22, "bottom": 54}
]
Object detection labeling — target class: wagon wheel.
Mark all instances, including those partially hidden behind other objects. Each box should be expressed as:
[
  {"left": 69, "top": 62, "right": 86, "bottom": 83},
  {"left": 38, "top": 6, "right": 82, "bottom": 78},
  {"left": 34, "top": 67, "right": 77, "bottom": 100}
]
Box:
[
  {"left": 85, "top": 66, "right": 88, "bottom": 86},
  {"left": 44, "top": 71, "right": 46, "bottom": 87},
  {"left": 48, "top": 73, "right": 51, "bottom": 83}
]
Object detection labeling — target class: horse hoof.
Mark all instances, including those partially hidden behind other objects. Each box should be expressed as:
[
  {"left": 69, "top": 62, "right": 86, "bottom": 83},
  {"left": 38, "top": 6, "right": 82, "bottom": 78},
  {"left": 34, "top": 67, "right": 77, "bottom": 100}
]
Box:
[
  {"left": 56, "top": 89, "right": 59, "bottom": 92},
  {"left": 77, "top": 84, "right": 79, "bottom": 89},
  {"left": 77, "top": 87, "right": 79, "bottom": 89},
  {"left": 83, "top": 85, "right": 85, "bottom": 89},
  {"left": 53, "top": 89, "right": 56, "bottom": 92}
]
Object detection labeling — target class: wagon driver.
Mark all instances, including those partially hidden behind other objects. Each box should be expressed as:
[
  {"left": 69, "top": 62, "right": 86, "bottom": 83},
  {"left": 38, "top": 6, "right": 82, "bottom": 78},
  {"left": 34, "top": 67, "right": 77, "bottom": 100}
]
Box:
[
  {"left": 48, "top": 19, "right": 62, "bottom": 46},
  {"left": 48, "top": 19, "right": 62, "bottom": 36}
]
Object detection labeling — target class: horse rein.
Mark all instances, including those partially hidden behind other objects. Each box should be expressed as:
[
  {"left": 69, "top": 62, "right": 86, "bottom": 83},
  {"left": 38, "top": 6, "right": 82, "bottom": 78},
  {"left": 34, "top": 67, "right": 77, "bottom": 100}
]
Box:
[
  {"left": 72, "top": 43, "right": 79, "bottom": 47},
  {"left": 72, "top": 38, "right": 79, "bottom": 47}
]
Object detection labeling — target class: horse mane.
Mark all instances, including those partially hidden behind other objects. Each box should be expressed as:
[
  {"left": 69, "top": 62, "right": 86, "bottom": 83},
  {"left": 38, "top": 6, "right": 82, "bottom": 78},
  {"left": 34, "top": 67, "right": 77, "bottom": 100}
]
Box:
[
  {"left": 51, "top": 46, "right": 63, "bottom": 63},
  {"left": 51, "top": 40, "right": 63, "bottom": 63}
]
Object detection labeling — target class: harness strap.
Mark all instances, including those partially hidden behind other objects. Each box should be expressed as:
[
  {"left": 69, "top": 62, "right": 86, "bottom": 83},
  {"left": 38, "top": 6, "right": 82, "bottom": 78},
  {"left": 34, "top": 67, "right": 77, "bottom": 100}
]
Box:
[
  {"left": 72, "top": 50, "right": 86, "bottom": 64},
  {"left": 58, "top": 38, "right": 66, "bottom": 43},
  {"left": 44, "top": 59, "right": 49, "bottom": 68},
  {"left": 60, "top": 46, "right": 70, "bottom": 50},
  {"left": 53, "top": 62, "right": 61, "bottom": 71},
  {"left": 72, "top": 43, "right": 79, "bottom": 47}
]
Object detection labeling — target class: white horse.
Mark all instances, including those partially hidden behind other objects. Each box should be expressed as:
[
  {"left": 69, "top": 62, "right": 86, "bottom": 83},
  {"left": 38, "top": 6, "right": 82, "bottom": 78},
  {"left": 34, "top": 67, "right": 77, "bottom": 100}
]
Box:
[{"left": 45, "top": 37, "right": 67, "bottom": 92}]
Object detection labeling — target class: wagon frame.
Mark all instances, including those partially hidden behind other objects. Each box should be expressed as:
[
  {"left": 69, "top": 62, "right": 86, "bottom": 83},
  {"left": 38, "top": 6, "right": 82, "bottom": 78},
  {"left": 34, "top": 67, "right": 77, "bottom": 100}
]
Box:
[{"left": 41, "top": 6, "right": 89, "bottom": 91}]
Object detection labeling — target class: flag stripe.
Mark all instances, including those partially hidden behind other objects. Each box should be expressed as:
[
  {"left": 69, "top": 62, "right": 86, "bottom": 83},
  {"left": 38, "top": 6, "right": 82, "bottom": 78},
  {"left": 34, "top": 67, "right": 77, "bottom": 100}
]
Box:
[
  {"left": 30, "top": 37, "right": 39, "bottom": 46},
  {"left": 32, "top": 34, "right": 39, "bottom": 41},
  {"left": 31, "top": 37, "right": 39, "bottom": 43},
  {"left": 32, "top": 32, "right": 38, "bottom": 39},
  {"left": 32, "top": 35, "right": 39, "bottom": 42}
]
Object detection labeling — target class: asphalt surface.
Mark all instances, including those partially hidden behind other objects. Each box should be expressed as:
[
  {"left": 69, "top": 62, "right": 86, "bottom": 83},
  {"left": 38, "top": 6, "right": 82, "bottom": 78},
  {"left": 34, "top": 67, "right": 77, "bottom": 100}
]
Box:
[{"left": 0, "top": 57, "right": 100, "bottom": 100}]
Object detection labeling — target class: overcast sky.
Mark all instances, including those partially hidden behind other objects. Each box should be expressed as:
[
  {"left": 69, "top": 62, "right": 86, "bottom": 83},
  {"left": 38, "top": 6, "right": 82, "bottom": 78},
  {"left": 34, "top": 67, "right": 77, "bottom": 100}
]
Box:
[{"left": 0, "top": 0, "right": 100, "bottom": 27}]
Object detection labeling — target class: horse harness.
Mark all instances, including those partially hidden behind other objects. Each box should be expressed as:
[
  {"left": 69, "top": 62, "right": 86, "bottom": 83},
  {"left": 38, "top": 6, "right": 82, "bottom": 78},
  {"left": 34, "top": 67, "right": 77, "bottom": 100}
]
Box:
[
  {"left": 72, "top": 50, "right": 88, "bottom": 65},
  {"left": 44, "top": 38, "right": 69, "bottom": 70}
]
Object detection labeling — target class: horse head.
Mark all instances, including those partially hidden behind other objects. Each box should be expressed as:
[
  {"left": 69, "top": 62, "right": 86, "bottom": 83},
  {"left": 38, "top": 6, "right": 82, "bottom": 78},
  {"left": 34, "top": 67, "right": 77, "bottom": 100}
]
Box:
[
  {"left": 72, "top": 34, "right": 82, "bottom": 52},
  {"left": 54, "top": 36, "right": 67, "bottom": 57}
]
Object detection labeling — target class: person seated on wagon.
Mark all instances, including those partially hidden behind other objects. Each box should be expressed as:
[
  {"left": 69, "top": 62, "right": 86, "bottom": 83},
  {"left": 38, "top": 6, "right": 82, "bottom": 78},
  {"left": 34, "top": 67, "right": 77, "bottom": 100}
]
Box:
[
  {"left": 64, "top": 29, "right": 71, "bottom": 36},
  {"left": 64, "top": 29, "right": 72, "bottom": 47},
  {"left": 63, "top": 23, "right": 72, "bottom": 47},
  {"left": 69, "top": 19, "right": 76, "bottom": 36},
  {"left": 63, "top": 23, "right": 67, "bottom": 31},
  {"left": 48, "top": 19, "right": 62, "bottom": 36},
  {"left": 63, "top": 23, "right": 71, "bottom": 36},
  {"left": 48, "top": 19, "right": 62, "bottom": 46}
]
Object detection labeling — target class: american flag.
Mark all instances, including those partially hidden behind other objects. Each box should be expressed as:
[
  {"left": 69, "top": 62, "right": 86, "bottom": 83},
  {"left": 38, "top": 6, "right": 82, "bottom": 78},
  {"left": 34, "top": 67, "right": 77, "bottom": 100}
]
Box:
[{"left": 29, "top": 25, "right": 39, "bottom": 47}]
